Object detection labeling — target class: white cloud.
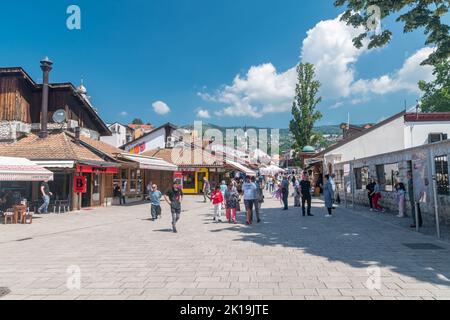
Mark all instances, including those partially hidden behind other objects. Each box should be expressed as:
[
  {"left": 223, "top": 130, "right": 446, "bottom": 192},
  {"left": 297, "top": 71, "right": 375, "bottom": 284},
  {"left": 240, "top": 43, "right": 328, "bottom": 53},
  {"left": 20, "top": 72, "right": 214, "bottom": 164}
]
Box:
[
  {"left": 199, "top": 15, "right": 435, "bottom": 118},
  {"left": 152, "top": 101, "right": 171, "bottom": 115},
  {"left": 196, "top": 109, "right": 211, "bottom": 119},
  {"left": 329, "top": 102, "right": 344, "bottom": 109},
  {"left": 351, "top": 47, "right": 435, "bottom": 95},
  {"left": 198, "top": 63, "right": 297, "bottom": 118},
  {"left": 301, "top": 15, "right": 367, "bottom": 99},
  {"left": 119, "top": 111, "right": 128, "bottom": 116}
]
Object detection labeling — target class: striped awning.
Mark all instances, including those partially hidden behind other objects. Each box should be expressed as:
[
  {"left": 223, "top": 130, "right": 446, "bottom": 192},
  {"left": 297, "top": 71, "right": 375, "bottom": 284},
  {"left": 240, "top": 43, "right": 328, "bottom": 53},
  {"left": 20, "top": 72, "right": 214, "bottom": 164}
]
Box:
[
  {"left": 225, "top": 159, "right": 256, "bottom": 176},
  {"left": 0, "top": 156, "right": 54, "bottom": 181},
  {"left": 121, "top": 154, "right": 178, "bottom": 171}
]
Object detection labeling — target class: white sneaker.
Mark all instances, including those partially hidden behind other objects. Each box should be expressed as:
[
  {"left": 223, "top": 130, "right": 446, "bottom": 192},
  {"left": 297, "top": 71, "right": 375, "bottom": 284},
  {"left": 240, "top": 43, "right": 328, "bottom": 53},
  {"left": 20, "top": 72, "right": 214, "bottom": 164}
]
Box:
[{"left": 325, "top": 214, "right": 332, "bottom": 218}]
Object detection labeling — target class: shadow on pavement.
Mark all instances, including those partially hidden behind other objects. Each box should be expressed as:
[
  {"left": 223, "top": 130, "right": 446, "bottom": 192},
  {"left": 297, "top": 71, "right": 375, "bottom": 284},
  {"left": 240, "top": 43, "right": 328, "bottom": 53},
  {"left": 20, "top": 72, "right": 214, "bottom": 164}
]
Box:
[{"left": 209, "top": 200, "right": 450, "bottom": 288}]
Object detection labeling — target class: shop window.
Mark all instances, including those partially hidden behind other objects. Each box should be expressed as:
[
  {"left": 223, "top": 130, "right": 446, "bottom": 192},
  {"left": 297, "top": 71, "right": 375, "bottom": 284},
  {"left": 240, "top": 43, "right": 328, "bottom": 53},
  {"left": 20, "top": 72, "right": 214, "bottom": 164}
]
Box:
[
  {"left": 435, "top": 155, "right": 449, "bottom": 195},
  {"left": 384, "top": 163, "right": 399, "bottom": 192},
  {"left": 183, "top": 172, "right": 196, "bottom": 189},
  {"left": 354, "top": 168, "right": 362, "bottom": 190},
  {"left": 354, "top": 167, "right": 369, "bottom": 190},
  {"left": 376, "top": 165, "right": 385, "bottom": 185}
]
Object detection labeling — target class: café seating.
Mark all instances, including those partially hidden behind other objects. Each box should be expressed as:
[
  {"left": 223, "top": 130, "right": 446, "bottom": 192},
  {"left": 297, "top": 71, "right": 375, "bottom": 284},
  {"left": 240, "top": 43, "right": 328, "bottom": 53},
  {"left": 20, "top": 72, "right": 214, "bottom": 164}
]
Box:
[
  {"left": 3, "top": 208, "right": 15, "bottom": 224},
  {"left": 21, "top": 207, "right": 33, "bottom": 224}
]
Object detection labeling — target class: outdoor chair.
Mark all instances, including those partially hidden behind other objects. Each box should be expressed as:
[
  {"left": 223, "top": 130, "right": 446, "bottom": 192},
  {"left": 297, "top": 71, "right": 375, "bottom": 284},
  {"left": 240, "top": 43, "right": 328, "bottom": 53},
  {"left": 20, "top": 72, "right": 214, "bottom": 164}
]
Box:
[
  {"left": 21, "top": 207, "right": 33, "bottom": 224},
  {"left": 3, "top": 208, "right": 15, "bottom": 224}
]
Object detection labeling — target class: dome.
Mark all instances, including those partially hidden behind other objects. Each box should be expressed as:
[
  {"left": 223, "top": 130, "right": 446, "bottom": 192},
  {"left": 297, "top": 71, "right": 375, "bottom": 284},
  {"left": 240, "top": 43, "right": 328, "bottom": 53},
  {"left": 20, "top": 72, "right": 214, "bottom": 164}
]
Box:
[
  {"left": 77, "top": 84, "right": 87, "bottom": 95},
  {"left": 302, "top": 146, "right": 315, "bottom": 153}
]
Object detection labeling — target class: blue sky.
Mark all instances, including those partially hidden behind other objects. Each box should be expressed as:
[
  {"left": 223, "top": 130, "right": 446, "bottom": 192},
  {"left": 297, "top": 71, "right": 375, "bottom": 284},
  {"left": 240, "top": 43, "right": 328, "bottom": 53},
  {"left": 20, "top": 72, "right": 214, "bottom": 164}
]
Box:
[{"left": 0, "top": 0, "right": 445, "bottom": 128}]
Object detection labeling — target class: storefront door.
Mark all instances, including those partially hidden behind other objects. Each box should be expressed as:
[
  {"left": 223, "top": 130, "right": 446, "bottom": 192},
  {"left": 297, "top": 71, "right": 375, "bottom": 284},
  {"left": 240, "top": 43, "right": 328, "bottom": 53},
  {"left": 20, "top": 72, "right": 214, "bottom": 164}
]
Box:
[{"left": 81, "top": 174, "right": 92, "bottom": 207}]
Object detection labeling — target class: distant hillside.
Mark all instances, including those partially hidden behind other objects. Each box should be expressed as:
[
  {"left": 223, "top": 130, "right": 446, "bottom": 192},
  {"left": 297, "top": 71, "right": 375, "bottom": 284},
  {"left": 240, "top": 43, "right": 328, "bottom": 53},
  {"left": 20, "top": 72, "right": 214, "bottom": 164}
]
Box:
[{"left": 181, "top": 123, "right": 341, "bottom": 152}]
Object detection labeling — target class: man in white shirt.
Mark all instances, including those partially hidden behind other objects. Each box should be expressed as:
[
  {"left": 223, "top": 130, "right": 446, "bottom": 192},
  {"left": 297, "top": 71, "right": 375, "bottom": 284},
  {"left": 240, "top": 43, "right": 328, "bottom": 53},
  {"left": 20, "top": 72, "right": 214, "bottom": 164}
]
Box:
[{"left": 242, "top": 176, "right": 257, "bottom": 225}]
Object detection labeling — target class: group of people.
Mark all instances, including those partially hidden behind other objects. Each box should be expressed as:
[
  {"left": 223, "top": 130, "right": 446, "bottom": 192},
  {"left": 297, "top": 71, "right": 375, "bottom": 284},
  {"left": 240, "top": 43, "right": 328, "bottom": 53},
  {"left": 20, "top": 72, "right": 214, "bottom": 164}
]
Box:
[
  {"left": 147, "top": 181, "right": 183, "bottom": 233},
  {"left": 365, "top": 171, "right": 423, "bottom": 229},
  {"left": 270, "top": 172, "right": 336, "bottom": 217},
  {"left": 209, "top": 176, "right": 264, "bottom": 225}
]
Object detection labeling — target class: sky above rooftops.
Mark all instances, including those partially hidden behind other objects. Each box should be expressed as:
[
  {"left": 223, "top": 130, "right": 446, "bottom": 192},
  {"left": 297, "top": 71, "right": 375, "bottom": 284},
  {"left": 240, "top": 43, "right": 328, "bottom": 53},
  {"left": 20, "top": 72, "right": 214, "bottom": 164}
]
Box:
[{"left": 1, "top": 0, "right": 447, "bottom": 129}]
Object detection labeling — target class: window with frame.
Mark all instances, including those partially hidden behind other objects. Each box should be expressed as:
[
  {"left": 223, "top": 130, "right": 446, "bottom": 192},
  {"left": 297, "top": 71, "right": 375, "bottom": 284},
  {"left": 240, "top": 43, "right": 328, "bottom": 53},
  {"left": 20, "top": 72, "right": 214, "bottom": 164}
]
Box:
[
  {"left": 354, "top": 168, "right": 363, "bottom": 190},
  {"left": 384, "top": 163, "right": 399, "bottom": 192},
  {"left": 376, "top": 165, "right": 385, "bottom": 185},
  {"left": 435, "top": 155, "right": 449, "bottom": 195}
]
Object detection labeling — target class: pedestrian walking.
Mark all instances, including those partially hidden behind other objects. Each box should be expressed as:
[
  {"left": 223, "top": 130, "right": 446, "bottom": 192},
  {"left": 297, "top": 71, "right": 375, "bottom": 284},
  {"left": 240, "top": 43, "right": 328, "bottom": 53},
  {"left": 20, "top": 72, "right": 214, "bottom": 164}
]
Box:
[
  {"left": 202, "top": 177, "right": 211, "bottom": 203},
  {"left": 294, "top": 179, "right": 301, "bottom": 207},
  {"left": 300, "top": 172, "right": 313, "bottom": 217},
  {"left": 371, "top": 179, "right": 385, "bottom": 212},
  {"left": 220, "top": 180, "right": 227, "bottom": 202},
  {"left": 395, "top": 182, "right": 406, "bottom": 218},
  {"left": 281, "top": 175, "right": 289, "bottom": 210},
  {"left": 242, "top": 176, "right": 257, "bottom": 225},
  {"left": 366, "top": 178, "right": 376, "bottom": 211},
  {"left": 211, "top": 185, "right": 224, "bottom": 222},
  {"left": 225, "top": 183, "right": 239, "bottom": 224},
  {"left": 149, "top": 184, "right": 162, "bottom": 221},
  {"left": 37, "top": 179, "right": 52, "bottom": 214},
  {"left": 164, "top": 180, "right": 184, "bottom": 233},
  {"left": 407, "top": 171, "right": 423, "bottom": 228},
  {"left": 323, "top": 175, "right": 333, "bottom": 217},
  {"left": 253, "top": 177, "right": 264, "bottom": 223}
]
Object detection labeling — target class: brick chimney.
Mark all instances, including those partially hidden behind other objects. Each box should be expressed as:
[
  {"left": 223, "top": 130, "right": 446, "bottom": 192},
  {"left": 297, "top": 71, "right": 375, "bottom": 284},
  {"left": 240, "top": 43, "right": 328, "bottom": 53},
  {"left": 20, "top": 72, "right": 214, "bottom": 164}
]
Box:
[{"left": 39, "top": 57, "right": 53, "bottom": 138}]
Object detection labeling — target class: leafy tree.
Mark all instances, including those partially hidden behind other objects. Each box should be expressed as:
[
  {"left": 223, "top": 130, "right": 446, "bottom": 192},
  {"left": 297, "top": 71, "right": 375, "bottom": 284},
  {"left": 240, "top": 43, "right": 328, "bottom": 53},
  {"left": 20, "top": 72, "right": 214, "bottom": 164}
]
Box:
[
  {"left": 131, "top": 118, "right": 144, "bottom": 125},
  {"left": 334, "top": 0, "right": 450, "bottom": 66},
  {"left": 419, "top": 59, "right": 450, "bottom": 112},
  {"left": 289, "top": 63, "right": 323, "bottom": 152}
]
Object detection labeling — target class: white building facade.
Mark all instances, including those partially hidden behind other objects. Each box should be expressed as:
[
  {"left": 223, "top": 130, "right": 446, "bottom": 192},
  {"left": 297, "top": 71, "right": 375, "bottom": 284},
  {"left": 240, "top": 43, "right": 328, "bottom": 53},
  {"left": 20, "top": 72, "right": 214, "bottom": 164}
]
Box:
[{"left": 322, "top": 112, "right": 450, "bottom": 175}]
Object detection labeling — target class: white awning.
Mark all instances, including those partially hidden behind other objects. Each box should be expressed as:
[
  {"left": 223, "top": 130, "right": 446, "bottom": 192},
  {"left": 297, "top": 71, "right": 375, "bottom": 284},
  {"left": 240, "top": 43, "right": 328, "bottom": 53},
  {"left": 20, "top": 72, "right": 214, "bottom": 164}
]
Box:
[
  {"left": 122, "top": 154, "right": 178, "bottom": 171},
  {"left": 0, "top": 157, "right": 54, "bottom": 181},
  {"left": 33, "top": 160, "right": 75, "bottom": 168},
  {"left": 225, "top": 160, "right": 256, "bottom": 176},
  {"left": 259, "top": 165, "right": 286, "bottom": 175}
]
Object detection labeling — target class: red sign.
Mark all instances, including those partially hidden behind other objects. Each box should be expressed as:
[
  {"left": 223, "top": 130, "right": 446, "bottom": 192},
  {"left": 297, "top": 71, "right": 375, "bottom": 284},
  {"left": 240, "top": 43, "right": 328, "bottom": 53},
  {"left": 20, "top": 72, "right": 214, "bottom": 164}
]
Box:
[
  {"left": 76, "top": 165, "right": 118, "bottom": 174},
  {"left": 74, "top": 176, "right": 87, "bottom": 193}
]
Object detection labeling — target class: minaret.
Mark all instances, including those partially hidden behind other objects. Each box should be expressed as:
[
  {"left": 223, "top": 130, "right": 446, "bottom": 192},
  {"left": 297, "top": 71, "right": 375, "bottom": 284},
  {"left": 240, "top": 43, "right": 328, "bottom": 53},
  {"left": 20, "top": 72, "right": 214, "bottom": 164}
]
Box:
[{"left": 39, "top": 57, "right": 53, "bottom": 138}]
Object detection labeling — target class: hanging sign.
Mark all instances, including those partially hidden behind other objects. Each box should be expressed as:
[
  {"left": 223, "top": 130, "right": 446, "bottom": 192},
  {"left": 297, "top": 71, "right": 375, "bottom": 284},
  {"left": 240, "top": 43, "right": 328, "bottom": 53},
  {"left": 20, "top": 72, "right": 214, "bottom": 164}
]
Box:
[{"left": 74, "top": 176, "right": 87, "bottom": 193}]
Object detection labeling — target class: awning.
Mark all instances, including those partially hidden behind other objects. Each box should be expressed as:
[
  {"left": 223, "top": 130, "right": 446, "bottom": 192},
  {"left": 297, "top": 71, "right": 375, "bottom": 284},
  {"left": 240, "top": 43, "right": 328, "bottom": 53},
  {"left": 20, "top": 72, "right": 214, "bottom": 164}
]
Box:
[
  {"left": 225, "top": 159, "right": 256, "bottom": 176},
  {"left": 259, "top": 165, "right": 286, "bottom": 175},
  {"left": 122, "top": 154, "right": 178, "bottom": 171},
  {"left": 0, "top": 156, "right": 54, "bottom": 181},
  {"left": 33, "top": 160, "right": 75, "bottom": 168}
]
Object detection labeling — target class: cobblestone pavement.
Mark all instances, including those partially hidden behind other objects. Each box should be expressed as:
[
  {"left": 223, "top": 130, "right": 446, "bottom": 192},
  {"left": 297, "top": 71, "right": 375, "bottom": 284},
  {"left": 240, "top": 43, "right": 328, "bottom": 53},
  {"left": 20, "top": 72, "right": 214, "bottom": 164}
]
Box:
[{"left": 1, "top": 193, "right": 450, "bottom": 300}]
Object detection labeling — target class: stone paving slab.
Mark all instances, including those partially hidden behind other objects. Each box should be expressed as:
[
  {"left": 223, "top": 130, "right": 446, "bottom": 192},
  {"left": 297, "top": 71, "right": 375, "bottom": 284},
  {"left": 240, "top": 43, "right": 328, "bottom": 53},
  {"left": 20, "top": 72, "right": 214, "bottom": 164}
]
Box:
[{"left": 1, "top": 193, "right": 450, "bottom": 300}]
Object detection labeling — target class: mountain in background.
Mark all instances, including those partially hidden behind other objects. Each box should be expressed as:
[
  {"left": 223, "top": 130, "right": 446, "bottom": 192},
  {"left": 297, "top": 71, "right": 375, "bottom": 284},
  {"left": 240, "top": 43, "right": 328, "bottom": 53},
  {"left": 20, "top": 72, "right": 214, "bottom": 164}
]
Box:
[{"left": 181, "top": 123, "right": 342, "bottom": 152}]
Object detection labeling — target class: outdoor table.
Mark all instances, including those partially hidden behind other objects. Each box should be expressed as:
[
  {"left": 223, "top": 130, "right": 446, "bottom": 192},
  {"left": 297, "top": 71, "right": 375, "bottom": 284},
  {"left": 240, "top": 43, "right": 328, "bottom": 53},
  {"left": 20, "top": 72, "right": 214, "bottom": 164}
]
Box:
[{"left": 13, "top": 205, "right": 27, "bottom": 224}]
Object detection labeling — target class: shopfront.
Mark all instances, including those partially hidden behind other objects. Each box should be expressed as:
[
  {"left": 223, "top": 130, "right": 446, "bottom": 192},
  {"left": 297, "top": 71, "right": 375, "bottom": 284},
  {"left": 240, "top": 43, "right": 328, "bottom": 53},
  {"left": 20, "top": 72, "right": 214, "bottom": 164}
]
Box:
[{"left": 74, "top": 163, "right": 118, "bottom": 209}]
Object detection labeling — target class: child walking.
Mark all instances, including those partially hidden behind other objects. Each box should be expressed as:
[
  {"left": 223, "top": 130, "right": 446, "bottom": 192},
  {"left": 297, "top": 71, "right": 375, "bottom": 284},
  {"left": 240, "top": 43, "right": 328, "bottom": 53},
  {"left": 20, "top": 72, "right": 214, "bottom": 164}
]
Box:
[{"left": 211, "top": 185, "right": 224, "bottom": 222}]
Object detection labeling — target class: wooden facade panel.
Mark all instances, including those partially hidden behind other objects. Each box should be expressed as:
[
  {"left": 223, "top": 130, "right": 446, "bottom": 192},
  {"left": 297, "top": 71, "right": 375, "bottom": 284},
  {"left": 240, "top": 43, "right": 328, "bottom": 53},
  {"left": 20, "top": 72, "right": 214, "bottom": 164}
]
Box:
[{"left": 0, "top": 76, "right": 31, "bottom": 122}]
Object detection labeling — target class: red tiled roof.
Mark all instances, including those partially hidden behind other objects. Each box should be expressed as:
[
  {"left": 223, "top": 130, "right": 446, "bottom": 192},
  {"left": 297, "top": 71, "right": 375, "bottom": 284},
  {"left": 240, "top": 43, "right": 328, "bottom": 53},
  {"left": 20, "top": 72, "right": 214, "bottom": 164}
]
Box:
[
  {"left": 0, "top": 132, "right": 104, "bottom": 162},
  {"left": 404, "top": 112, "right": 450, "bottom": 122},
  {"left": 142, "top": 147, "right": 223, "bottom": 167}
]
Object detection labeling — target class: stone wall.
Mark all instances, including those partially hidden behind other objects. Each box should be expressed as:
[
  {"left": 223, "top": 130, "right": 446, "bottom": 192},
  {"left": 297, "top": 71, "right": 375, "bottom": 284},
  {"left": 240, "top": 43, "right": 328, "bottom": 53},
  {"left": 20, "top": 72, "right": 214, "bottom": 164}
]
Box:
[
  {"left": 335, "top": 140, "right": 450, "bottom": 227},
  {"left": 0, "top": 121, "right": 31, "bottom": 142}
]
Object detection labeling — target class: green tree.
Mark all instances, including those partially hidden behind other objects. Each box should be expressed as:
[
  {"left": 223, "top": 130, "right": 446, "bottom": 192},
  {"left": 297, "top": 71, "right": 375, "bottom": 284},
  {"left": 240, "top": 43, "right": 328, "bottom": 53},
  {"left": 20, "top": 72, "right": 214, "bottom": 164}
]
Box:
[
  {"left": 289, "top": 63, "right": 323, "bottom": 153},
  {"left": 131, "top": 118, "right": 144, "bottom": 125},
  {"left": 334, "top": 0, "right": 450, "bottom": 66},
  {"left": 419, "top": 60, "right": 450, "bottom": 112}
]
